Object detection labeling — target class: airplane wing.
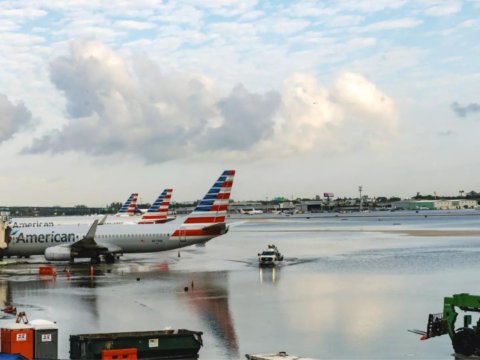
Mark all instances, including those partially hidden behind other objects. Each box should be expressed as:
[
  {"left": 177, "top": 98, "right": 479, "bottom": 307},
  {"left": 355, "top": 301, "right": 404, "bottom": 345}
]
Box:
[
  {"left": 98, "top": 215, "right": 108, "bottom": 225},
  {"left": 71, "top": 220, "right": 107, "bottom": 250}
]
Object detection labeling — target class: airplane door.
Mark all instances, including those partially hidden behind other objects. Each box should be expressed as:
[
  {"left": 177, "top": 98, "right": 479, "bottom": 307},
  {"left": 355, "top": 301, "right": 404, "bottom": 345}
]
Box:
[{"left": 179, "top": 227, "right": 187, "bottom": 243}]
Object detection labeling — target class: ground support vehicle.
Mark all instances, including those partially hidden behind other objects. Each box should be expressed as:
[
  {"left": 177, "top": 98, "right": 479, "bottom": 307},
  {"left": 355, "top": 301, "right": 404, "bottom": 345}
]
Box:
[
  {"left": 258, "top": 245, "right": 284, "bottom": 266},
  {"left": 410, "top": 293, "right": 480, "bottom": 356}
]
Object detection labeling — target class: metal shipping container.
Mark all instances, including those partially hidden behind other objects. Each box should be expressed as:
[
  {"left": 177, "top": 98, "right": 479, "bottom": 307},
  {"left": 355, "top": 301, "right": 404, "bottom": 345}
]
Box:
[{"left": 70, "top": 329, "right": 203, "bottom": 359}]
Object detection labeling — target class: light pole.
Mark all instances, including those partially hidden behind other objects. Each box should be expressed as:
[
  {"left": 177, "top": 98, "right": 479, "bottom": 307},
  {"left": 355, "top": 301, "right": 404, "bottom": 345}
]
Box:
[{"left": 359, "top": 186, "right": 363, "bottom": 212}]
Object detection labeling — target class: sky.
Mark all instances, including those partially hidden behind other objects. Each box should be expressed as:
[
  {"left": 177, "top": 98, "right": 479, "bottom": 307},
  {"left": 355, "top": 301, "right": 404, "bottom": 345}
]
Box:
[{"left": 0, "top": 0, "right": 479, "bottom": 206}]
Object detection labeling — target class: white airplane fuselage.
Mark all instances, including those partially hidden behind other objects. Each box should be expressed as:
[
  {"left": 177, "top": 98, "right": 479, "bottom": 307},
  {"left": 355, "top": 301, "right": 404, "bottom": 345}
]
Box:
[
  {"left": 7, "top": 215, "right": 173, "bottom": 228},
  {"left": 1, "top": 222, "right": 222, "bottom": 258},
  {"left": 241, "top": 208, "right": 263, "bottom": 215}
]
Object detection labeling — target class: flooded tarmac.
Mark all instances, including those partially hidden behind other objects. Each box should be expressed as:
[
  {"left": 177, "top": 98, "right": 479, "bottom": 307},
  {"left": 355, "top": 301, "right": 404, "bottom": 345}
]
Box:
[{"left": 1, "top": 213, "right": 480, "bottom": 359}]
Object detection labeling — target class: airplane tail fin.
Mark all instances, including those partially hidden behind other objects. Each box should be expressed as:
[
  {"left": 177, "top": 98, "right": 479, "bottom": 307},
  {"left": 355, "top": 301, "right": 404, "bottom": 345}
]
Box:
[
  {"left": 183, "top": 170, "right": 235, "bottom": 225},
  {"left": 239, "top": 209, "right": 245, "bottom": 214},
  {"left": 139, "top": 189, "right": 173, "bottom": 224},
  {"left": 116, "top": 193, "right": 138, "bottom": 216}
]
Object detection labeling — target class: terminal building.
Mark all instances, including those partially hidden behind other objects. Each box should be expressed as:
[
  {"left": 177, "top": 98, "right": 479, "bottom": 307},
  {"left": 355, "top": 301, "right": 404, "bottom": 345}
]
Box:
[{"left": 391, "top": 199, "right": 478, "bottom": 210}]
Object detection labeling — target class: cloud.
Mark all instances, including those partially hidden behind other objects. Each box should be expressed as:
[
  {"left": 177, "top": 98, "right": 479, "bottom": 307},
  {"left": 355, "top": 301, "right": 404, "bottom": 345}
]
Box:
[
  {"left": 428, "top": 19, "right": 478, "bottom": 36},
  {"left": 113, "top": 20, "right": 157, "bottom": 30},
  {"left": 182, "top": 0, "right": 258, "bottom": 16},
  {"left": 0, "top": 8, "right": 48, "bottom": 19},
  {"left": 334, "top": 72, "right": 398, "bottom": 132},
  {"left": 0, "top": 94, "right": 34, "bottom": 143},
  {"left": 22, "top": 40, "right": 399, "bottom": 163},
  {"left": 353, "top": 18, "right": 423, "bottom": 33},
  {"left": 326, "top": 15, "right": 365, "bottom": 28},
  {"left": 451, "top": 101, "right": 480, "bottom": 117},
  {"left": 150, "top": 5, "right": 204, "bottom": 24},
  {"left": 200, "top": 84, "right": 281, "bottom": 150},
  {"left": 255, "top": 17, "right": 311, "bottom": 35},
  {"left": 438, "top": 130, "right": 456, "bottom": 136},
  {"left": 336, "top": 0, "right": 407, "bottom": 13},
  {"left": 424, "top": 1, "right": 462, "bottom": 16},
  {"left": 0, "top": 19, "right": 20, "bottom": 31},
  {"left": 238, "top": 10, "right": 265, "bottom": 21}
]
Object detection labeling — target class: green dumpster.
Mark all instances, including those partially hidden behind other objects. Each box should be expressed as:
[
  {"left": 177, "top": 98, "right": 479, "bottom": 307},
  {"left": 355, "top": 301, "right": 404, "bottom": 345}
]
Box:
[{"left": 69, "top": 329, "right": 203, "bottom": 359}]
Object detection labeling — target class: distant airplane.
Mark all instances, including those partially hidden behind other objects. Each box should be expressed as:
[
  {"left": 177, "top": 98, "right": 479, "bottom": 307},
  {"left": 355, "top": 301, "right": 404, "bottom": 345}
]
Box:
[
  {"left": 138, "top": 189, "right": 173, "bottom": 224},
  {"left": 115, "top": 193, "right": 139, "bottom": 216},
  {"left": 7, "top": 191, "right": 174, "bottom": 228},
  {"left": 239, "top": 208, "right": 263, "bottom": 215},
  {"left": 1, "top": 171, "right": 235, "bottom": 264}
]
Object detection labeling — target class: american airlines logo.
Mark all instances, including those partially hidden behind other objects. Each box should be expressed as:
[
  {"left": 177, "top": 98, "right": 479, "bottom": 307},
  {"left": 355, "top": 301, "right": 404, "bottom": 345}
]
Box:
[
  {"left": 15, "top": 232, "right": 77, "bottom": 243},
  {"left": 11, "top": 222, "right": 55, "bottom": 228}
]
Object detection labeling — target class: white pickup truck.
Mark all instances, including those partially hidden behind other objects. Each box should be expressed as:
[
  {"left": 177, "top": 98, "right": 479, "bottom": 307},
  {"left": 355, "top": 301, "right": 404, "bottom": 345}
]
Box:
[{"left": 258, "top": 245, "right": 284, "bottom": 266}]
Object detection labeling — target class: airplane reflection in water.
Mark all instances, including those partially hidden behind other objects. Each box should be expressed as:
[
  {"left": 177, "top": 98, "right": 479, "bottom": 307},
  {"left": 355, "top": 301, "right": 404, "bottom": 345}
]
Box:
[
  {"left": 0, "top": 264, "right": 241, "bottom": 359},
  {"left": 179, "top": 271, "right": 240, "bottom": 359},
  {"left": 0, "top": 280, "right": 13, "bottom": 312}
]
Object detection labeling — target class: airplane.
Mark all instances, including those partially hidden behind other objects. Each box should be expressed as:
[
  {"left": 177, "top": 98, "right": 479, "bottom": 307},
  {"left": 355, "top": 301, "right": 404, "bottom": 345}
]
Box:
[
  {"left": 115, "top": 193, "right": 139, "bottom": 216},
  {"left": 1, "top": 171, "right": 235, "bottom": 264},
  {"left": 239, "top": 208, "right": 263, "bottom": 215},
  {"left": 6, "top": 191, "right": 174, "bottom": 228},
  {"left": 138, "top": 189, "right": 173, "bottom": 224}
]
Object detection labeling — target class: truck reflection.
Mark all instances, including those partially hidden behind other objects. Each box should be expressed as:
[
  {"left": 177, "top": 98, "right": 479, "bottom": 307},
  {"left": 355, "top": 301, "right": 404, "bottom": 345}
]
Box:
[{"left": 259, "top": 266, "right": 280, "bottom": 284}]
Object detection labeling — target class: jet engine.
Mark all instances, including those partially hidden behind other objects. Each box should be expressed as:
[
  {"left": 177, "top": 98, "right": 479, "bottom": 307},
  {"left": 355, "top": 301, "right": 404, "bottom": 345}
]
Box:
[{"left": 45, "top": 246, "right": 77, "bottom": 261}]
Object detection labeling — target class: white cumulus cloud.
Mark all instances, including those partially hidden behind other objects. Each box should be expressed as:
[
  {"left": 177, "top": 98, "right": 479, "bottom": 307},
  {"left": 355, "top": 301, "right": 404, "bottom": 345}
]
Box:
[
  {"left": 353, "top": 18, "right": 423, "bottom": 33},
  {"left": 334, "top": 72, "right": 398, "bottom": 132},
  {"left": 113, "top": 20, "right": 157, "bottom": 30},
  {"left": 424, "top": 1, "right": 462, "bottom": 16},
  {"left": 22, "top": 40, "right": 399, "bottom": 163},
  {"left": 0, "top": 94, "right": 34, "bottom": 143}
]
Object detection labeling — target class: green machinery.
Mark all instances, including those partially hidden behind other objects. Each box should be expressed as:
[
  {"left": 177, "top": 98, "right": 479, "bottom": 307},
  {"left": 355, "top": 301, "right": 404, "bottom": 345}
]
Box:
[{"left": 410, "top": 293, "right": 480, "bottom": 356}]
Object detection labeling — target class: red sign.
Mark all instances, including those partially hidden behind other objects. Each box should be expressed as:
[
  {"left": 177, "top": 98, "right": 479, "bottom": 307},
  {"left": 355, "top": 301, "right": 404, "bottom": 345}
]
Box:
[{"left": 324, "top": 193, "right": 334, "bottom": 198}]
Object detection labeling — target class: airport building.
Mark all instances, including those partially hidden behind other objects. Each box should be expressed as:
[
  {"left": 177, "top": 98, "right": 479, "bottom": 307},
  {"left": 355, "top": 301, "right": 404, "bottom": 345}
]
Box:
[
  {"left": 295, "top": 201, "right": 327, "bottom": 213},
  {"left": 391, "top": 199, "right": 478, "bottom": 210}
]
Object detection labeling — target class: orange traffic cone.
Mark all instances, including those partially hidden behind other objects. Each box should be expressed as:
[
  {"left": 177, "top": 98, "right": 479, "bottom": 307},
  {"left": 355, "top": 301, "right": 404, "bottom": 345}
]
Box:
[
  {"left": 67, "top": 269, "right": 70, "bottom": 278},
  {"left": 90, "top": 266, "right": 94, "bottom": 276},
  {"left": 53, "top": 269, "right": 57, "bottom": 277}
]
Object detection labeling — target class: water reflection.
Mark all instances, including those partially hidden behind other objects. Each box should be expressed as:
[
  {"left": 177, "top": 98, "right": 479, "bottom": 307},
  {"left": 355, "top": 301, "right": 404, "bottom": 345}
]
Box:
[
  {"left": 0, "top": 280, "right": 13, "bottom": 308},
  {"left": 179, "top": 272, "right": 239, "bottom": 359},
  {"left": 259, "top": 266, "right": 279, "bottom": 284}
]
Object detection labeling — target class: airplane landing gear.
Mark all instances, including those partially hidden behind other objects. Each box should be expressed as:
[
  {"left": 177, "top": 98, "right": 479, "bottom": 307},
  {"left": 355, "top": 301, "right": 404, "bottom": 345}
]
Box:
[
  {"left": 90, "top": 256, "right": 101, "bottom": 265},
  {"left": 104, "top": 254, "right": 115, "bottom": 264}
]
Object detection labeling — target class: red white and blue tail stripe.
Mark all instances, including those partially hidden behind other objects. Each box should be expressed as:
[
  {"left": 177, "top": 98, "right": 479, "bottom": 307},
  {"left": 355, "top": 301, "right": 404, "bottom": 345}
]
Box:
[
  {"left": 139, "top": 189, "right": 173, "bottom": 224},
  {"left": 183, "top": 170, "right": 235, "bottom": 225},
  {"left": 116, "top": 193, "right": 138, "bottom": 216}
]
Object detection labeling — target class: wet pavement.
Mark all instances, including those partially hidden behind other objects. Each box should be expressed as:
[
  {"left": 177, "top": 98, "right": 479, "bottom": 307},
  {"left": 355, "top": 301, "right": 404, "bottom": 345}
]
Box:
[{"left": 1, "top": 213, "right": 480, "bottom": 359}]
